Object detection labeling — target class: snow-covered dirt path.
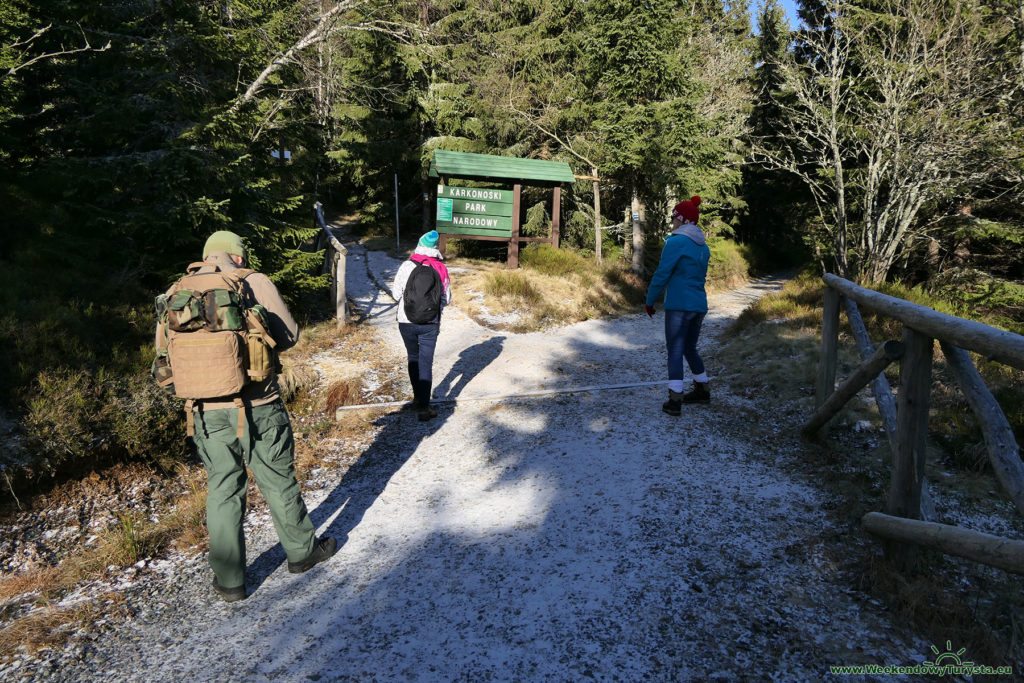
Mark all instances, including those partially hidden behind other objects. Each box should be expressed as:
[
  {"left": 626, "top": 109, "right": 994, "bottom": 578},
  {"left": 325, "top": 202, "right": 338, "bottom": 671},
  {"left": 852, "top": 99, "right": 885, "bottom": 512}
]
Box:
[{"left": 37, "top": 240, "right": 930, "bottom": 681}]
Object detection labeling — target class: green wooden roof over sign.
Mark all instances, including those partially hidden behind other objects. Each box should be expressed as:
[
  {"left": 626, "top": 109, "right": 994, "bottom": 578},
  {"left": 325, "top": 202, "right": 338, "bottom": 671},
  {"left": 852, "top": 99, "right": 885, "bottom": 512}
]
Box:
[{"left": 428, "top": 150, "right": 575, "bottom": 184}]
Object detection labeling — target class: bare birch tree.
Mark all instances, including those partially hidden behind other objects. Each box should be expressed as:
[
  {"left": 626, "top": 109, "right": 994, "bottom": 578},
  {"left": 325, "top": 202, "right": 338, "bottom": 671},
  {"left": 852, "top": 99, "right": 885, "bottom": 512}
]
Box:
[{"left": 752, "top": 0, "right": 1006, "bottom": 283}]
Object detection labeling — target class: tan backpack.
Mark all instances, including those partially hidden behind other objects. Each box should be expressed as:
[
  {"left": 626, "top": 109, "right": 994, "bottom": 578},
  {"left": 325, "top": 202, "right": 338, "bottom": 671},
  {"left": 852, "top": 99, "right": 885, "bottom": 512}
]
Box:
[{"left": 153, "top": 262, "right": 278, "bottom": 436}]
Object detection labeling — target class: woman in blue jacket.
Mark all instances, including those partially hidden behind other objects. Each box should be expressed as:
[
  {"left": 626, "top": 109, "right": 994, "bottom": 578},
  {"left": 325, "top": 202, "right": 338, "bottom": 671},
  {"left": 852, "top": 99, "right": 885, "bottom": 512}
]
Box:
[{"left": 644, "top": 195, "right": 711, "bottom": 415}]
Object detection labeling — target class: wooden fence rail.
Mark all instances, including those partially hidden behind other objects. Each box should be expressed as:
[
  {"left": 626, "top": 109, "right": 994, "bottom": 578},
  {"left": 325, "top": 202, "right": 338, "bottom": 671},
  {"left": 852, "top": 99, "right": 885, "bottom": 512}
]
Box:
[
  {"left": 807, "top": 274, "right": 1024, "bottom": 573},
  {"left": 314, "top": 201, "right": 348, "bottom": 325}
]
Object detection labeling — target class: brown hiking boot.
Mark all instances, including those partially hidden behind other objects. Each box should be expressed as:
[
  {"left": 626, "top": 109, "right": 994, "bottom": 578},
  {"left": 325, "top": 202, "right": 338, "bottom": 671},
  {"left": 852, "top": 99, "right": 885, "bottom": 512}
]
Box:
[
  {"left": 418, "top": 405, "right": 437, "bottom": 422},
  {"left": 662, "top": 390, "right": 684, "bottom": 416},
  {"left": 682, "top": 382, "right": 710, "bottom": 404}
]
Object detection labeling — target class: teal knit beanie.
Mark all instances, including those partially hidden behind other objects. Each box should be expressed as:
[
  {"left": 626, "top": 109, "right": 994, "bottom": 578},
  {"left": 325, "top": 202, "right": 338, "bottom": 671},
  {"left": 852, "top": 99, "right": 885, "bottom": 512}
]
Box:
[
  {"left": 418, "top": 230, "right": 439, "bottom": 248},
  {"left": 203, "top": 231, "right": 245, "bottom": 259}
]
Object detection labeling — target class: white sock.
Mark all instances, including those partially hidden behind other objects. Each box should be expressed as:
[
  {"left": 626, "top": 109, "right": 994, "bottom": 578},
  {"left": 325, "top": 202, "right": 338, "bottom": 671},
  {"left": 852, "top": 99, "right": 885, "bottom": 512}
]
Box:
[
  {"left": 692, "top": 372, "right": 709, "bottom": 383},
  {"left": 668, "top": 380, "right": 685, "bottom": 393}
]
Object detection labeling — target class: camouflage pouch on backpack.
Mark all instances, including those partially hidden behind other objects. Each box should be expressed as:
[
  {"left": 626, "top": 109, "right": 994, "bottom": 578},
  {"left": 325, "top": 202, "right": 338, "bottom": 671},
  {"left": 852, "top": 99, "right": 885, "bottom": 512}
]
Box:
[
  {"left": 166, "top": 290, "right": 206, "bottom": 332},
  {"left": 203, "top": 289, "right": 245, "bottom": 331},
  {"left": 151, "top": 294, "right": 176, "bottom": 395}
]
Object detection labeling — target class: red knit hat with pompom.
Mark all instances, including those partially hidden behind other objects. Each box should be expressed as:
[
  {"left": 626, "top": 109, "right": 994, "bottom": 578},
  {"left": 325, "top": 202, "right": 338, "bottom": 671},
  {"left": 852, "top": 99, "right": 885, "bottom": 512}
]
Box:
[{"left": 672, "top": 195, "right": 702, "bottom": 225}]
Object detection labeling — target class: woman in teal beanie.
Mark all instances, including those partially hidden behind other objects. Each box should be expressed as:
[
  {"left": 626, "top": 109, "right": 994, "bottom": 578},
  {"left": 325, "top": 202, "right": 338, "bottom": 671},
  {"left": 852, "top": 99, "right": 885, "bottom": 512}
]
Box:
[
  {"left": 390, "top": 230, "right": 453, "bottom": 421},
  {"left": 644, "top": 196, "right": 711, "bottom": 415}
]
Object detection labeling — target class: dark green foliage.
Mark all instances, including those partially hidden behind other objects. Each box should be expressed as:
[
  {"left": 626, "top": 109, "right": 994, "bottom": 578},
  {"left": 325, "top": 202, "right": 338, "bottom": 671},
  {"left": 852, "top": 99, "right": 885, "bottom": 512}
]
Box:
[
  {"left": 1, "top": 1, "right": 326, "bottom": 486},
  {"left": 740, "top": 0, "right": 811, "bottom": 260},
  {"left": 23, "top": 366, "right": 184, "bottom": 477}
]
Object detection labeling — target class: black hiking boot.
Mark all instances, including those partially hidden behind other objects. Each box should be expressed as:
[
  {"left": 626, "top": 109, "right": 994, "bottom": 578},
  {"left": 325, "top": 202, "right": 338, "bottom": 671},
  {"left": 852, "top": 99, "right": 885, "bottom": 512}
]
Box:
[
  {"left": 662, "top": 390, "right": 684, "bottom": 416},
  {"left": 418, "top": 405, "right": 437, "bottom": 422},
  {"left": 682, "top": 382, "right": 711, "bottom": 404},
  {"left": 288, "top": 536, "right": 338, "bottom": 574},
  {"left": 212, "top": 577, "right": 247, "bottom": 603}
]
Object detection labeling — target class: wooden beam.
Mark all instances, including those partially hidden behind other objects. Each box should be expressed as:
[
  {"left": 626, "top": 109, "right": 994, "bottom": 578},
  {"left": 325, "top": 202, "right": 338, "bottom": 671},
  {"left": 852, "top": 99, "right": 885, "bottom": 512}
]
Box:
[
  {"left": 803, "top": 340, "right": 904, "bottom": 436},
  {"left": 845, "top": 298, "right": 899, "bottom": 450},
  {"left": 574, "top": 174, "right": 600, "bottom": 182},
  {"left": 863, "top": 512, "right": 1024, "bottom": 575},
  {"left": 551, "top": 185, "right": 561, "bottom": 249},
  {"left": 507, "top": 183, "right": 521, "bottom": 269},
  {"left": 439, "top": 234, "right": 511, "bottom": 243},
  {"left": 815, "top": 287, "right": 841, "bottom": 410},
  {"left": 824, "top": 273, "right": 1024, "bottom": 370},
  {"left": 940, "top": 342, "right": 1024, "bottom": 518},
  {"left": 847, "top": 298, "right": 936, "bottom": 521}
]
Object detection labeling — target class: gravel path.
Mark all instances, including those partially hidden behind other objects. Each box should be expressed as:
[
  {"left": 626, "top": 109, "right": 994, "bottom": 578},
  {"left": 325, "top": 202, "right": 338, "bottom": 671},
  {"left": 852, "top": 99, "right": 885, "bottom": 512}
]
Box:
[{"left": 17, "top": 241, "right": 930, "bottom": 681}]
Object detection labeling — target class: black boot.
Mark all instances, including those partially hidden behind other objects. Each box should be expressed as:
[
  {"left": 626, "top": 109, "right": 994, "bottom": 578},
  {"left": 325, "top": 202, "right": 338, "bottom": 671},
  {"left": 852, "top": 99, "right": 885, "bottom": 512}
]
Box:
[
  {"left": 287, "top": 536, "right": 338, "bottom": 574},
  {"left": 416, "top": 380, "right": 436, "bottom": 421},
  {"left": 682, "top": 382, "right": 710, "bottom": 404},
  {"left": 662, "top": 390, "right": 684, "bottom": 416}
]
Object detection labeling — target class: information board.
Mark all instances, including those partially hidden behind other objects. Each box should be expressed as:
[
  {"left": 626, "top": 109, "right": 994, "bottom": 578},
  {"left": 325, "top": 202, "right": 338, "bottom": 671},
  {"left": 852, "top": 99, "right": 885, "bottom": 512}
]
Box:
[{"left": 436, "top": 184, "right": 514, "bottom": 237}]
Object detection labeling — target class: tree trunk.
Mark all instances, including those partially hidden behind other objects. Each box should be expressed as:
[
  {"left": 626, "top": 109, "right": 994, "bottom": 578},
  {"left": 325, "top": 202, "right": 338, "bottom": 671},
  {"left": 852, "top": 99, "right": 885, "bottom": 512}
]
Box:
[
  {"left": 592, "top": 167, "right": 602, "bottom": 264},
  {"left": 630, "top": 191, "right": 644, "bottom": 275}
]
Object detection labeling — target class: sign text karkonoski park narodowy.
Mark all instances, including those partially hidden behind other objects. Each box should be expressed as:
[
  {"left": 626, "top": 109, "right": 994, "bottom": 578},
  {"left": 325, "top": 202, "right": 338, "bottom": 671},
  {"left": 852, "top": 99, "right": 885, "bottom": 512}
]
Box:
[{"left": 436, "top": 185, "right": 514, "bottom": 236}]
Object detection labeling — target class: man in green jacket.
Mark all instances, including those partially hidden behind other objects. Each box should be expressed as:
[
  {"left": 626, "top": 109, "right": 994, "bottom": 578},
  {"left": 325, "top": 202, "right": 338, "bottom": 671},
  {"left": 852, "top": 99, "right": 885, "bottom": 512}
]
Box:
[{"left": 156, "top": 231, "right": 336, "bottom": 602}]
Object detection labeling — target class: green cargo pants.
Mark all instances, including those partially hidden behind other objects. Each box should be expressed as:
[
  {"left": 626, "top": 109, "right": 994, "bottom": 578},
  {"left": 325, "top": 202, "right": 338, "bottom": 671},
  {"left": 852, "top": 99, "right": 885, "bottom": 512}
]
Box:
[{"left": 192, "top": 399, "right": 315, "bottom": 588}]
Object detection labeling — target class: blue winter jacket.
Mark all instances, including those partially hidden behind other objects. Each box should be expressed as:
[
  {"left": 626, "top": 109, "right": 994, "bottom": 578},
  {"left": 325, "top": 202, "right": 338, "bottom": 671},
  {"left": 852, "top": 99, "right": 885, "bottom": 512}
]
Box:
[{"left": 645, "top": 225, "right": 710, "bottom": 312}]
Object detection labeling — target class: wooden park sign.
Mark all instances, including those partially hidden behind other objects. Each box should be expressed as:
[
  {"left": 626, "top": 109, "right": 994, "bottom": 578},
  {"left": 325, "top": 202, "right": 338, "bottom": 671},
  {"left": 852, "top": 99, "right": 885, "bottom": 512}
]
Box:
[
  {"left": 436, "top": 185, "right": 515, "bottom": 237},
  {"left": 427, "top": 150, "right": 575, "bottom": 268}
]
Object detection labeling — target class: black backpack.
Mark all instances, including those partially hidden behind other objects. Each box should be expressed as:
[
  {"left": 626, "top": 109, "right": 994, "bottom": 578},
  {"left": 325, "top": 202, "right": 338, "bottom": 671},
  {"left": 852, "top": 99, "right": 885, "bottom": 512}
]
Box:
[{"left": 403, "top": 261, "right": 442, "bottom": 323}]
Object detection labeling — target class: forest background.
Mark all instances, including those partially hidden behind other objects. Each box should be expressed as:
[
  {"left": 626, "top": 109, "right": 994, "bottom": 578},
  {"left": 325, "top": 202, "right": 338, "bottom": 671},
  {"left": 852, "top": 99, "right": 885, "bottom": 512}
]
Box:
[{"left": 1, "top": 0, "right": 1022, "bottom": 491}]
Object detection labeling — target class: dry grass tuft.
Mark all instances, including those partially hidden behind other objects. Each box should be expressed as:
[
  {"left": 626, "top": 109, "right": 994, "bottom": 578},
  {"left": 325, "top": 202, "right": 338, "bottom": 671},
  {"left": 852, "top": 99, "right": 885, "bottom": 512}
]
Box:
[
  {"left": 0, "top": 593, "right": 127, "bottom": 658},
  {"left": 325, "top": 378, "right": 362, "bottom": 413},
  {"left": 484, "top": 271, "right": 542, "bottom": 304}
]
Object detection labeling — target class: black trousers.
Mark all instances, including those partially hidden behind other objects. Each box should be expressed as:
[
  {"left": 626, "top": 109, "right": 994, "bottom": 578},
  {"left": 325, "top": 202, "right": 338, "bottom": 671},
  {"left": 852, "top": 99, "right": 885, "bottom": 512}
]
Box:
[{"left": 399, "top": 322, "right": 439, "bottom": 409}]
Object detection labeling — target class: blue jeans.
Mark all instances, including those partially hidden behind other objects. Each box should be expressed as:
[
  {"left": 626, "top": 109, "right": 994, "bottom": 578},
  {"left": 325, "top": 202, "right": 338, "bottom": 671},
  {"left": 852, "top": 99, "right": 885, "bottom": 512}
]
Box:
[
  {"left": 399, "top": 322, "right": 439, "bottom": 409},
  {"left": 664, "top": 310, "right": 705, "bottom": 381}
]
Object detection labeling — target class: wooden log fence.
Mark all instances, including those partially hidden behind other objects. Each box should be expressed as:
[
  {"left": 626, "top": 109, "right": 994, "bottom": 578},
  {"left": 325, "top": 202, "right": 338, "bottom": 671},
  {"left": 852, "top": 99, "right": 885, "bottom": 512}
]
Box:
[
  {"left": 803, "top": 340, "right": 903, "bottom": 436},
  {"left": 862, "top": 512, "right": 1024, "bottom": 576},
  {"left": 315, "top": 201, "right": 348, "bottom": 325},
  {"left": 807, "top": 273, "right": 1024, "bottom": 574}
]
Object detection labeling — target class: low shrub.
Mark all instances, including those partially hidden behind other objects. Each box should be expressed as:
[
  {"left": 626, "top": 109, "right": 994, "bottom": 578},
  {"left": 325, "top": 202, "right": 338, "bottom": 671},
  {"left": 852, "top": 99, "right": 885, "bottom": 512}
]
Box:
[
  {"left": 484, "top": 271, "right": 543, "bottom": 303},
  {"left": 21, "top": 366, "right": 185, "bottom": 478},
  {"left": 707, "top": 238, "right": 753, "bottom": 291},
  {"left": 520, "top": 243, "right": 590, "bottom": 277}
]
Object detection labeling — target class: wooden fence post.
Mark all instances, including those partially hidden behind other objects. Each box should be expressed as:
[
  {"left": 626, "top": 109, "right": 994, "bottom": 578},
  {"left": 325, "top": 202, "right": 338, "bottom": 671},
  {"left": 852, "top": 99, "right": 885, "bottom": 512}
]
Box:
[
  {"left": 815, "top": 286, "right": 841, "bottom": 410},
  {"left": 886, "top": 327, "right": 933, "bottom": 568},
  {"left": 333, "top": 247, "right": 347, "bottom": 325}
]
